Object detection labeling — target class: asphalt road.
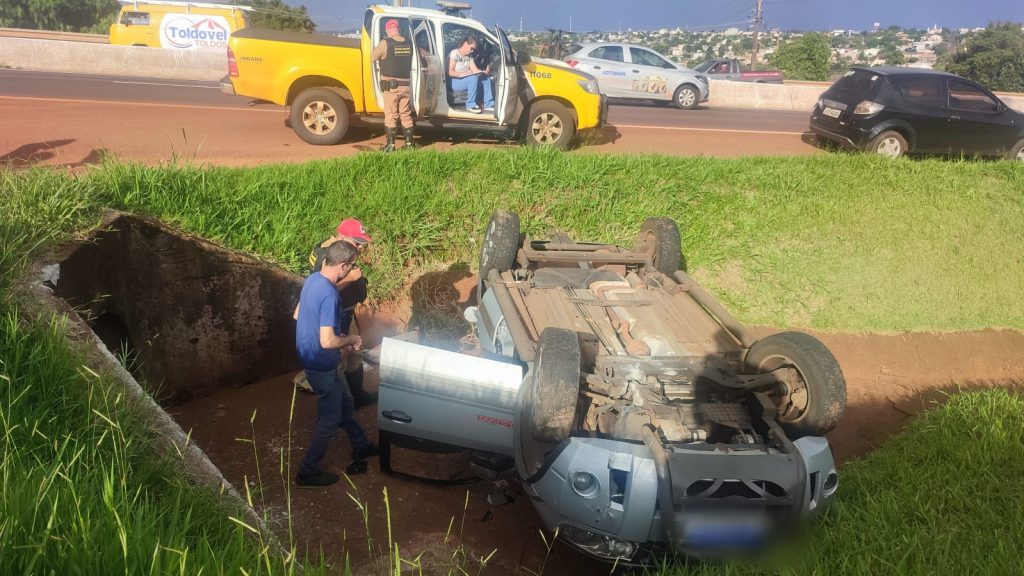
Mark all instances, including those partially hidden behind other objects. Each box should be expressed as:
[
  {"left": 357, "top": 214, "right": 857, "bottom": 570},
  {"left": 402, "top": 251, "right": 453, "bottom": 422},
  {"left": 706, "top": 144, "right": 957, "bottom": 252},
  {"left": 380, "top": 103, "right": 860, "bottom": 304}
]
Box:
[{"left": 0, "top": 68, "right": 818, "bottom": 167}]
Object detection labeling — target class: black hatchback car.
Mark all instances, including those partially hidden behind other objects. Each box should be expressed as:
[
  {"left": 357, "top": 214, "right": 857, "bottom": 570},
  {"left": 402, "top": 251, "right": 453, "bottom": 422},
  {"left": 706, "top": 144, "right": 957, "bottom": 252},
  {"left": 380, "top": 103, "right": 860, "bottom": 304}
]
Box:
[{"left": 809, "top": 67, "right": 1024, "bottom": 160}]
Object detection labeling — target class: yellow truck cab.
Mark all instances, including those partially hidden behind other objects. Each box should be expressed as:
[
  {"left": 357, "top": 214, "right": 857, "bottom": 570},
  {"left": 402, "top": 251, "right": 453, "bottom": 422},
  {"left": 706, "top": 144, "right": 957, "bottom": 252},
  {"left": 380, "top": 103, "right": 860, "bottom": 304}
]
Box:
[
  {"left": 222, "top": 3, "right": 607, "bottom": 148},
  {"left": 109, "top": 1, "right": 250, "bottom": 50}
]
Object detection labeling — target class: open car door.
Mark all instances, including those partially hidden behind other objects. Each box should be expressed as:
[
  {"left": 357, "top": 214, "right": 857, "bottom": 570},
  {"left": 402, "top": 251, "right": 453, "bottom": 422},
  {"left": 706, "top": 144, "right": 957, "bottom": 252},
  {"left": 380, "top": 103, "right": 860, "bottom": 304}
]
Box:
[
  {"left": 494, "top": 26, "right": 519, "bottom": 126},
  {"left": 411, "top": 19, "right": 441, "bottom": 117}
]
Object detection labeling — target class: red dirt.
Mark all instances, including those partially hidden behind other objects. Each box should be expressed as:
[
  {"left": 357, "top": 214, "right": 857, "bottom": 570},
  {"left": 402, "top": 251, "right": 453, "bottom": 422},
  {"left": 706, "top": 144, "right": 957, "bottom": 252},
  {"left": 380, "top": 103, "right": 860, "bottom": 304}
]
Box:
[{"left": 168, "top": 273, "right": 1024, "bottom": 574}]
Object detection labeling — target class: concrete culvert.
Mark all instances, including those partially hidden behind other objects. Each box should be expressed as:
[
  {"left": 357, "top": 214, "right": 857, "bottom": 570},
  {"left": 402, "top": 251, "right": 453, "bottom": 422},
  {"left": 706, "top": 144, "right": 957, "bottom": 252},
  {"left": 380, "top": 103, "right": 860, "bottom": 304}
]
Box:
[{"left": 50, "top": 212, "right": 302, "bottom": 405}]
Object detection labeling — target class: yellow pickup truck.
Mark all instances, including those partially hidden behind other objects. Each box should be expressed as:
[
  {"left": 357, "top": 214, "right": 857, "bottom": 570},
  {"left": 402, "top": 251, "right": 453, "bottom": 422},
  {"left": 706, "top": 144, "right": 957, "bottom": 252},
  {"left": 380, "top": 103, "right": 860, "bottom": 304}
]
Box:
[{"left": 220, "top": 4, "right": 607, "bottom": 149}]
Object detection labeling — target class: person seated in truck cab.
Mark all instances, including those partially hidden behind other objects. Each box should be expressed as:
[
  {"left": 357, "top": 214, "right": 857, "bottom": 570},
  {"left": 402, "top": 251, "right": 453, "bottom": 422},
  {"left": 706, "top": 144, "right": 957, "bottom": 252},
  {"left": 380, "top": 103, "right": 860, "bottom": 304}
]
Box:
[
  {"left": 712, "top": 61, "right": 729, "bottom": 74},
  {"left": 448, "top": 34, "right": 494, "bottom": 114}
]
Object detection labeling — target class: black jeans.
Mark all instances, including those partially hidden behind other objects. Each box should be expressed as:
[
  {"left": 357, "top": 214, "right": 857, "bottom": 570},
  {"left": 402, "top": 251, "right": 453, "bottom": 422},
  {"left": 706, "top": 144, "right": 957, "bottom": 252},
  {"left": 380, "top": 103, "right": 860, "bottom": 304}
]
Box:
[{"left": 298, "top": 368, "right": 370, "bottom": 477}]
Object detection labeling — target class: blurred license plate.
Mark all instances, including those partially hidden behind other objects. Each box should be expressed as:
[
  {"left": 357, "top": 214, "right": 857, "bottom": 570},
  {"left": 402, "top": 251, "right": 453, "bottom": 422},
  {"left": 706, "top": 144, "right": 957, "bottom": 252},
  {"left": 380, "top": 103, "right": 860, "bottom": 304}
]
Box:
[
  {"left": 683, "top": 514, "right": 766, "bottom": 549},
  {"left": 823, "top": 107, "right": 841, "bottom": 118}
]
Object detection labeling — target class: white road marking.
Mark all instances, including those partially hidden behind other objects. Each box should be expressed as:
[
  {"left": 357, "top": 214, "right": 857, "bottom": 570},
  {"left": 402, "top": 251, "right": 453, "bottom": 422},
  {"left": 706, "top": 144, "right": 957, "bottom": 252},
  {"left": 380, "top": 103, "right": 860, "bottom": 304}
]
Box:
[
  {"left": 112, "top": 80, "right": 219, "bottom": 89},
  {"left": 0, "top": 95, "right": 282, "bottom": 112},
  {"left": 614, "top": 124, "right": 805, "bottom": 136}
]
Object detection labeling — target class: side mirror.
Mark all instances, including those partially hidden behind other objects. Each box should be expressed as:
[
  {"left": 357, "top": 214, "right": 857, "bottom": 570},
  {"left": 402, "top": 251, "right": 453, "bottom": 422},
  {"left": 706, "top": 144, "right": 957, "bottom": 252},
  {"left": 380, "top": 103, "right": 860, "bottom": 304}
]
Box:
[{"left": 515, "top": 50, "right": 532, "bottom": 66}]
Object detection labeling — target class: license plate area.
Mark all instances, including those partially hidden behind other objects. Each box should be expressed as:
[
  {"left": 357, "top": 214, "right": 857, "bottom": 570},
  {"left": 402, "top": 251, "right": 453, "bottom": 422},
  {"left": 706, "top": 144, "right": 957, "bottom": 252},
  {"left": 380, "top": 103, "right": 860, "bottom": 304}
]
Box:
[
  {"left": 683, "top": 512, "right": 767, "bottom": 549},
  {"left": 823, "top": 106, "right": 842, "bottom": 118}
]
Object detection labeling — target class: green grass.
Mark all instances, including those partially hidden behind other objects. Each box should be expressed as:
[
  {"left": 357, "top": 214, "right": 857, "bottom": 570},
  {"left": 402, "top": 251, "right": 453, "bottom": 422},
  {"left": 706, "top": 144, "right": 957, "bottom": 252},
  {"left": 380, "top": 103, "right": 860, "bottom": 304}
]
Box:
[
  {"left": 651, "top": 389, "right": 1024, "bottom": 576},
  {"left": 77, "top": 150, "right": 1024, "bottom": 332},
  {"left": 1, "top": 151, "right": 1023, "bottom": 575}
]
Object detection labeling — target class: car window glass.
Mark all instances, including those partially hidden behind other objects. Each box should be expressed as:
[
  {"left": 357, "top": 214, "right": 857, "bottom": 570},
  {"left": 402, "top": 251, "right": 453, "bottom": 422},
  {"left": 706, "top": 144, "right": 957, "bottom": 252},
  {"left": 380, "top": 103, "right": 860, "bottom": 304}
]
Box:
[
  {"left": 896, "top": 76, "right": 944, "bottom": 108},
  {"left": 947, "top": 80, "right": 999, "bottom": 112},
  {"left": 589, "top": 45, "right": 623, "bottom": 62},
  {"left": 411, "top": 19, "right": 435, "bottom": 54},
  {"left": 121, "top": 11, "right": 150, "bottom": 26},
  {"left": 442, "top": 23, "right": 497, "bottom": 71},
  {"left": 630, "top": 47, "right": 673, "bottom": 69},
  {"left": 828, "top": 69, "right": 883, "bottom": 101}
]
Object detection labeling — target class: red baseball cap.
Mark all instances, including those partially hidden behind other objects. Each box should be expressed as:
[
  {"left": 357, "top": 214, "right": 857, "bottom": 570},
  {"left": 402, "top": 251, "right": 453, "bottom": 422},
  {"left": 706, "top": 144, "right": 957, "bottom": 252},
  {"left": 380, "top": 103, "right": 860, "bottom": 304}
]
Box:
[
  {"left": 385, "top": 19, "right": 399, "bottom": 31},
  {"left": 337, "top": 218, "right": 372, "bottom": 244}
]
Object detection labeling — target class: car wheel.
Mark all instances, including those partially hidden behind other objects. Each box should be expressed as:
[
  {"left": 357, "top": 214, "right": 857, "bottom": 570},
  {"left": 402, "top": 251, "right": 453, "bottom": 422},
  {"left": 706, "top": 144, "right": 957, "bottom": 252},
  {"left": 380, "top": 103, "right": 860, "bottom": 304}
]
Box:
[
  {"left": 477, "top": 210, "right": 520, "bottom": 301},
  {"left": 1010, "top": 139, "right": 1024, "bottom": 162},
  {"left": 745, "top": 331, "right": 847, "bottom": 438},
  {"left": 673, "top": 84, "right": 699, "bottom": 110},
  {"left": 635, "top": 217, "right": 682, "bottom": 275},
  {"left": 867, "top": 130, "right": 908, "bottom": 158},
  {"left": 527, "top": 327, "right": 581, "bottom": 444},
  {"left": 289, "top": 87, "right": 350, "bottom": 146},
  {"left": 524, "top": 100, "right": 576, "bottom": 149}
]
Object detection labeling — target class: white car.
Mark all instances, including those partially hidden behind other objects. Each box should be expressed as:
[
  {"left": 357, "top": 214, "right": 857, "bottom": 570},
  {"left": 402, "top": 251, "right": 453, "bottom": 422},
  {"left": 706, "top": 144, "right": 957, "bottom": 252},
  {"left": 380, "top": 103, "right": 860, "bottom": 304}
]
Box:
[{"left": 564, "top": 42, "right": 709, "bottom": 109}]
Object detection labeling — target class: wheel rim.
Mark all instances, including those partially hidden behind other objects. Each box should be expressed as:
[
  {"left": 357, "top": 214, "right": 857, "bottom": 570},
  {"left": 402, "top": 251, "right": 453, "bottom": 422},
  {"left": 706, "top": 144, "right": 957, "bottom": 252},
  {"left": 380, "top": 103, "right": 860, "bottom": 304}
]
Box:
[
  {"left": 677, "top": 88, "right": 696, "bottom": 107},
  {"left": 531, "top": 112, "right": 564, "bottom": 144},
  {"left": 755, "top": 354, "right": 810, "bottom": 424},
  {"left": 876, "top": 136, "right": 903, "bottom": 158},
  {"left": 302, "top": 101, "right": 337, "bottom": 135},
  {"left": 1016, "top": 148, "right": 1024, "bottom": 162}
]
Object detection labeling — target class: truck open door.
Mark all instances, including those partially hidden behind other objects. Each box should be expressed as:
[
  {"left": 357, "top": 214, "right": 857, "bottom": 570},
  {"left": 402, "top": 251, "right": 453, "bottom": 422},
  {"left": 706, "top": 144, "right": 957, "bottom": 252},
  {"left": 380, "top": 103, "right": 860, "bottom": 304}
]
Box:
[
  {"left": 410, "top": 18, "right": 441, "bottom": 118},
  {"left": 494, "top": 26, "right": 519, "bottom": 127}
]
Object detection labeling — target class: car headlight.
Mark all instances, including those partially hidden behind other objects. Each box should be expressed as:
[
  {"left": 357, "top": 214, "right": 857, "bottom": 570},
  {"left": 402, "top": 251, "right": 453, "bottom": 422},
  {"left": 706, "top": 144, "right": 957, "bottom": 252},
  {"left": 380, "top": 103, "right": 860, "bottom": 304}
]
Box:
[
  {"left": 577, "top": 78, "right": 600, "bottom": 94},
  {"left": 570, "top": 471, "right": 600, "bottom": 498}
]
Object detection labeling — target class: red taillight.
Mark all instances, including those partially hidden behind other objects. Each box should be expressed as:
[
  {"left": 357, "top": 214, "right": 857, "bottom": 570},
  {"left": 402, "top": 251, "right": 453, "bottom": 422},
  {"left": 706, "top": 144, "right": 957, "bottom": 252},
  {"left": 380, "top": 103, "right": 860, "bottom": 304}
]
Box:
[
  {"left": 227, "top": 47, "right": 239, "bottom": 77},
  {"left": 566, "top": 60, "right": 579, "bottom": 68}
]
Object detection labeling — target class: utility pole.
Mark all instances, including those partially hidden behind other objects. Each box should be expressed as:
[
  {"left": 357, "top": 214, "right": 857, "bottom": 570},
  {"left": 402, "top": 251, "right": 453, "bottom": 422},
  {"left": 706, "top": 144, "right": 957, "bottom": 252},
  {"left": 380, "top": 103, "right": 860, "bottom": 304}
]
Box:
[
  {"left": 519, "top": 16, "right": 523, "bottom": 33},
  {"left": 569, "top": 16, "right": 573, "bottom": 33},
  {"left": 750, "top": 0, "right": 763, "bottom": 70}
]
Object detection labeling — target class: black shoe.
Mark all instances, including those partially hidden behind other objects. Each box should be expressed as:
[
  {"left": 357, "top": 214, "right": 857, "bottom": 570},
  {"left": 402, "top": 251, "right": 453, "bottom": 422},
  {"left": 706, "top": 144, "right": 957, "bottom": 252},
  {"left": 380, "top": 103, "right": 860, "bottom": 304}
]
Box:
[
  {"left": 296, "top": 470, "right": 339, "bottom": 487},
  {"left": 380, "top": 127, "right": 396, "bottom": 152},
  {"left": 402, "top": 126, "right": 419, "bottom": 149},
  {"left": 352, "top": 443, "right": 380, "bottom": 461},
  {"left": 353, "top": 391, "right": 378, "bottom": 409}
]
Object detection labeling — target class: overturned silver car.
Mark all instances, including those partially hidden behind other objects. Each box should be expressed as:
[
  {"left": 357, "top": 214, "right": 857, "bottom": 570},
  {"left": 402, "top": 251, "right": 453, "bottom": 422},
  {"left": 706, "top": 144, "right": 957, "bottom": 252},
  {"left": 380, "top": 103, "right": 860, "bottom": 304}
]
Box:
[{"left": 377, "top": 211, "right": 845, "bottom": 563}]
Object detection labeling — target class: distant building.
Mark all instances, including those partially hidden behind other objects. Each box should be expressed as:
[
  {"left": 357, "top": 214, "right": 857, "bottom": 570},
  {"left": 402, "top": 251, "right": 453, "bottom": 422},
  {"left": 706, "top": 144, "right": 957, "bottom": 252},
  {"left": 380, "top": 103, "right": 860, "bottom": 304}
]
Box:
[{"left": 873, "top": 22, "right": 881, "bottom": 32}]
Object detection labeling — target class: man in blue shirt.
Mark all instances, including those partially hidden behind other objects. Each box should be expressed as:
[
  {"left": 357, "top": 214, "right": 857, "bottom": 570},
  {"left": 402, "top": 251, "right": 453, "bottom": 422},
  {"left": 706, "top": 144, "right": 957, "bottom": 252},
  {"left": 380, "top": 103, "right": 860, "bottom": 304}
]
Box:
[{"left": 294, "top": 241, "right": 377, "bottom": 487}]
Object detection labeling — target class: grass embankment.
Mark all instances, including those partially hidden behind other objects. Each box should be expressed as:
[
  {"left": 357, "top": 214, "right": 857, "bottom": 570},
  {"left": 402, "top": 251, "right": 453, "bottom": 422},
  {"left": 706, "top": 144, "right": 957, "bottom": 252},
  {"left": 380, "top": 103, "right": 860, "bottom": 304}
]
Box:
[
  {"left": 86, "top": 150, "right": 1024, "bottom": 331},
  {"left": 2, "top": 151, "right": 1023, "bottom": 575}
]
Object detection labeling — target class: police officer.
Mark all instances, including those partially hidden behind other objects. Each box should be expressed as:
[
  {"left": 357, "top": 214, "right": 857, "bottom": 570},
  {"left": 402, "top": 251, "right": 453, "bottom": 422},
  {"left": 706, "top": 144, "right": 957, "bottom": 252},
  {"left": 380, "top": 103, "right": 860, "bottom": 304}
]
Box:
[{"left": 370, "top": 19, "right": 417, "bottom": 151}]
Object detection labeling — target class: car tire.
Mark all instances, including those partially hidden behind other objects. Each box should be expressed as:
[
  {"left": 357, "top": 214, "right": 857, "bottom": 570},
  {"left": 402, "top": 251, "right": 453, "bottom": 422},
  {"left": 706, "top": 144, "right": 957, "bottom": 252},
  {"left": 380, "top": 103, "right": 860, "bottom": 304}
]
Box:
[
  {"left": 866, "top": 130, "right": 908, "bottom": 158},
  {"left": 528, "top": 327, "right": 581, "bottom": 443},
  {"left": 673, "top": 84, "right": 700, "bottom": 110},
  {"left": 1010, "top": 139, "right": 1024, "bottom": 162},
  {"left": 635, "top": 217, "right": 682, "bottom": 275},
  {"left": 289, "top": 87, "right": 350, "bottom": 146},
  {"left": 745, "top": 331, "right": 847, "bottom": 438},
  {"left": 524, "top": 100, "right": 576, "bottom": 149},
  {"left": 477, "top": 209, "right": 520, "bottom": 301}
]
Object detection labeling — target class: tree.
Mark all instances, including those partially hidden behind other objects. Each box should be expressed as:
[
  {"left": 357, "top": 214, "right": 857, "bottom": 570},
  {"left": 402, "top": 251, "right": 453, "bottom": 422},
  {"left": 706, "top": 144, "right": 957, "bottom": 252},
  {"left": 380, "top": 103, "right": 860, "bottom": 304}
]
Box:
[
  {"left": 945, "top": 22, "right": 1024, "bottom": 92},
  {"left": 240, "top": 0, "right": 315, "bottom": 33},
  {"left": 879, "top": 44, "right": 905, "bottom": 65},
  {"left": 770, "top": 32, "right": 830, "bottom": 81},
  {"left": 0, "top": 0, "right": 119, "bottom": 32},
  {"left": 933, "top": 41, "right": 949, "bottom": 56}
]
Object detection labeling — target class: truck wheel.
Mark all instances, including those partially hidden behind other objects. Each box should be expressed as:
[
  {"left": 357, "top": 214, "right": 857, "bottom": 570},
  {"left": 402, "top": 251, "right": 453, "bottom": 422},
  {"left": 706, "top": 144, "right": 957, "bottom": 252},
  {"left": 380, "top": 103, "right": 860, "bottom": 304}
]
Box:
[
  {"left": 673, "top": 84, "right": 699, "bottom": 109},
  {"left": 524, "top": 100, "right": 575, "bottom": 149},
  {"left": 477, "top": 210, "right": 520, "bottom": 301},
  {"left": 867, "top": 130, "right": 907, "bottom": 158},
  {"left": 528, "top": 328, "right": 581, "bottom": 443},
  {"left": 635, "top": 217, "right": 682, "bottom": 275},
  {"left": 289, "top": 87, "right": 350, "bottom": 146},
  {"left": 745, "top": 331, "right": 847, "bottom": 438}
]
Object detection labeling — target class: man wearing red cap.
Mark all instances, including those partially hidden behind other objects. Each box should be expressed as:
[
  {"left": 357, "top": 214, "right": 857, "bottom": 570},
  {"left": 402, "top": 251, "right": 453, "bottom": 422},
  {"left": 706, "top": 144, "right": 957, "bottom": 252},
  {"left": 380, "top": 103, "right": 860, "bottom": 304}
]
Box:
[
  {"left": 293, "top": 218, "right": 377, "bottom": 408},
  {"left": 370, "top": 18, "right": 417, "bottom": 151}
]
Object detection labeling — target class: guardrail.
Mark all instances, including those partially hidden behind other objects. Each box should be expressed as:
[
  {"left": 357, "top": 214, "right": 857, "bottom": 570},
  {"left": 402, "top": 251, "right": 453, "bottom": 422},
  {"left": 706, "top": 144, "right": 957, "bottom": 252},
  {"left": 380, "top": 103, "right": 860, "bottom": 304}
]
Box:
[{"left": 0, "top": 27, "right": 108, "bottom": 44}]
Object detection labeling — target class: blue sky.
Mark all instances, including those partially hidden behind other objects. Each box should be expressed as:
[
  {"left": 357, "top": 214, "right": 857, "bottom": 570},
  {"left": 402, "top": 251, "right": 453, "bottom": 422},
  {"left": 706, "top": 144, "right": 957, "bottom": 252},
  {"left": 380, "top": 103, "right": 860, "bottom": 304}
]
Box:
[{"left": 300, "top": 0, "right": 1023, "bottom": 33}]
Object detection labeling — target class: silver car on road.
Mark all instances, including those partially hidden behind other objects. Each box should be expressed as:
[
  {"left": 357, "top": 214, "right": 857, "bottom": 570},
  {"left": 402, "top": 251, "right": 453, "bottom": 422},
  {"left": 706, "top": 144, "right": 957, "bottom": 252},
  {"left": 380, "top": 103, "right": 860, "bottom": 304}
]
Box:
[{"left": 565, "top": 42, "right": 710, "bottom": 109}]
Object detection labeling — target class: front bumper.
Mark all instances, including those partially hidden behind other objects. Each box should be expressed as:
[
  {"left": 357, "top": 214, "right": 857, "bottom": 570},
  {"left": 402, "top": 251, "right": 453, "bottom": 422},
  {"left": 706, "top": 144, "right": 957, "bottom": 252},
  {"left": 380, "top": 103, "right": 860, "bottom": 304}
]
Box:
[
  {"left": 524, "top": 436, "right": 836, "bottom": 562},
  {"left": 219, "top": 74, "right": 235, "bottom": 96}
]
